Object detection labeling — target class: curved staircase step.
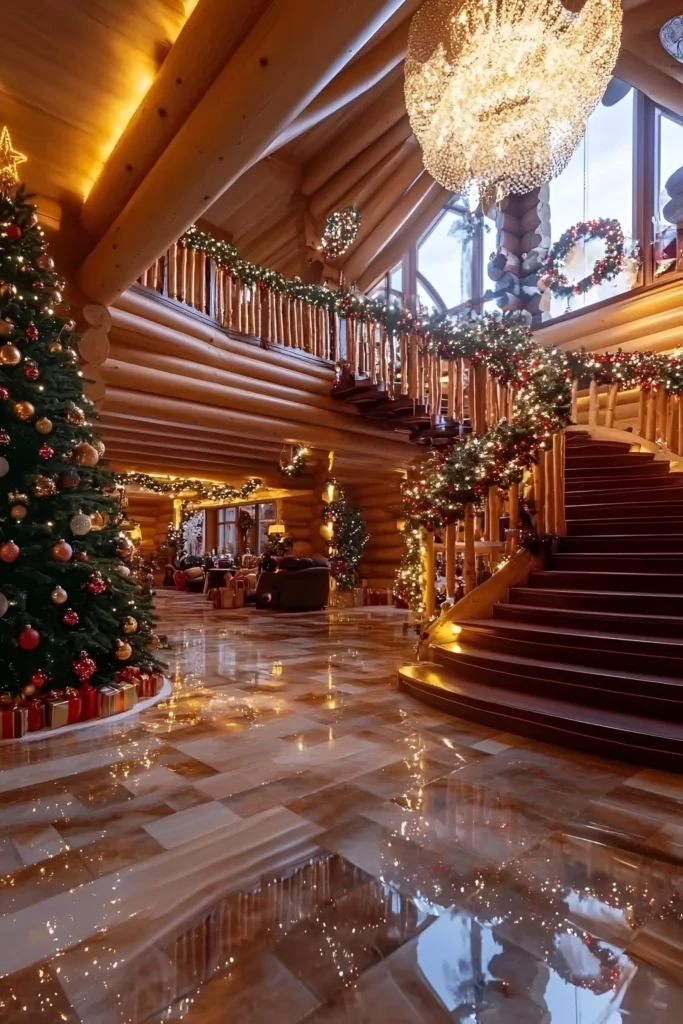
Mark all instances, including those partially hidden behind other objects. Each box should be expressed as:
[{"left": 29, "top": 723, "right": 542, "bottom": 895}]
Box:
[
  {"left": 434, "top": 641, "right": 683, "bottom": 718},
  {"left": 398, "top": 663, "right": 683, "bottom": 771},
  {"left": 509, "top": 586, "right": 683, "bottom": 616},
  {"left": 493, "top": 601, "right": 683, "bottom": 638},
  {"left": 530, "top": 570, "right": 683, "bottom": 595},
  {"left": 559, "top": 534, "right": 683, "bottom": 553},
  {"left": 567, "top": 517, "right": 683, "bottom": 536}
]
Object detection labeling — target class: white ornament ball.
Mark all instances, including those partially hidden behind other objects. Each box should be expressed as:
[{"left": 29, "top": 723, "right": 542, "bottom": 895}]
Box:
[
  {"left": 117, "top": 564, "right": 131, "bottom": 577},
  {"left": 70, "top": 512, "right": 92, "bottom": 537},
  {"left": 0, "top": 456, "right": 8, "bottom": 478},
  {"left": 0, "top": 592, "right": 7, "bottom": 618}
]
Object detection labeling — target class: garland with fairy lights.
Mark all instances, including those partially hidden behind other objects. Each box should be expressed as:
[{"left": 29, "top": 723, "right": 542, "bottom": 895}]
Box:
[
  {"left": 568, "top": 348, "right": 683, "bottom": 394},
  {"left": 278, "top": 444, "right": 309, "bottom": 477},
  {"left": 114, "top": 474, "right": 262, "bottom": 503},
  {"left": 323, "top": 479, "right": 369, "bottom": 591},
  {"left": 321, "top": 206, "right": 361, "bottom": 260},
  {"left": 541, "top": 218, "right": 625, "bottom": 300}
]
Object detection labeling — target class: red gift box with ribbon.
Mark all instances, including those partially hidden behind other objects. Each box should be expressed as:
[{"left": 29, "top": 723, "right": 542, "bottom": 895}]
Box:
[
  {"left": 136, "top": 672, "right": 163, "bottom": 699},
  {"left": 79, "top": 683, "right": 97, "bottom": 722},
  {"left": 25, "top": 698, "right": 46, "bottom": 732},
  {"left": 0, "top": 703, "right": 28, "bottom": 739}
]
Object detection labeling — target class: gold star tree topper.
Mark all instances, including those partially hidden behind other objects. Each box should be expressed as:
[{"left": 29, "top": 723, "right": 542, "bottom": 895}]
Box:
[{"left": 0, "top": 127, "right": 27, "bottom": 197}]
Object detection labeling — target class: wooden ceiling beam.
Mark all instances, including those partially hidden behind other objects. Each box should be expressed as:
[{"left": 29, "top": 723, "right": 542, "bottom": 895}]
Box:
[
  {"left": 77, "top": 0, "right": 406, "bottom": 306},
  {"left": 301, "top": 77, "right": 408, "bottom": 197},
  {"left": 615, "top": 50, "right": 683, "bottom": 116},
  {"left": 308, "top": 115, "right": 411, "bottom": 220},
  {"left": 342, "top": 175, "right": 439, "bottom": 284},
  {"left": 264, "top": 19, "right": 410, "bottom": 156},
  {"left": 101, "top": 419, "right": 285, "bottom": 456},
  {"left": 82, "top": 0, "right": 271, "bottom": 239},
  {"left": 357, "top": 184, "right": 452, "bottom": 291}
]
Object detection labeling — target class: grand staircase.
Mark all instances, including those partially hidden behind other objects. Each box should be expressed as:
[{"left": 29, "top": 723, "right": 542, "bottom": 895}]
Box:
[{"left": 399, "top": 432, "right": 683, "bottom": 771}]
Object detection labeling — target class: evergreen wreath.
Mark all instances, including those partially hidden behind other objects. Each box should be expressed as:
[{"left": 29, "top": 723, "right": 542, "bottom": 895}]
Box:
[
  {"left": 541, "top": 217, "right": 625, "bottom": 299},
  {"left": 321, "top": 206, "right": 361, "bottom": 260}
]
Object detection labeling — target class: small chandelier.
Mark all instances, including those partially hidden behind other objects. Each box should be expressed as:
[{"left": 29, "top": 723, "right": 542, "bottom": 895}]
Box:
[{"left": 405, "top": 0, "right": 622, "bottom": 202}]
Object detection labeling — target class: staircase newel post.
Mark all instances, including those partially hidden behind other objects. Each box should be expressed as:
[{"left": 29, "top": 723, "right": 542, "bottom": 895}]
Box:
[
  {"left": 553, "top": 431, "right": 566, "bottom": 537},
  {"left": 507, "top": 481, "right": 520, "bottom": 555},
  {"left": 423, "top": 529, "right": 436, "bottom": 619},
  {"left": 588, "top": 379, "right": 599, "bottom": 428},
  {"left": 645, "top": 390, "right": 657, "bottom": 442},
  {"left": 656, "top": 388, "right": 669, "bottom": 445},
  {"left": 605, "top": 382, "right": 619, "bottom": 429},
  {"left": 545, "top": 442, "right": 557, "bottom": 536},
  {"left": 464, "top": 504, "right": 476, "bottom": 594},
  {"left": 534, "top": 451, "right": 546, "bottom": 536},
  {"left": 571, "top": 378, "right": 579, "bottom": 424},
  {"left": 445, "top": 524, "right": 456, "bottom": 599}
]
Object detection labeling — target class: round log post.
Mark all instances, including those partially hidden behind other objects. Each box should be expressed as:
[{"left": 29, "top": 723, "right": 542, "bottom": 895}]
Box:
[
  {"left": 605, "top": 382, "right": 619, "bottom": 429},
  {"left": 423, "top": 530, "right": 436, "bottom": 620},
  {"left": 588, "top": 379, "right": 599, "bottom": 428},
  {"left": 645, "top": 390, "right": 657, "bottom": 442},
  {"left": 534, "top": 452, "right": 546, "bottom": 536},
  {"left": 464, "top": 505, "right": 476, "bottom": 594},
  {"left": 656, "top": 388, "right": 669, "bottom": 443},
  {"left": 570, "top": 378, "right": 579, "bottom": 423},
  {"left": 445, "top": 524, "right": 456, "bottom": 599}
]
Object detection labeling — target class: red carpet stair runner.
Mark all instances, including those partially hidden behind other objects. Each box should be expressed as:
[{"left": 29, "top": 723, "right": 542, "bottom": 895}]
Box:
[{"left": 399, "top": 433, "right": 683, "bottom": 771}]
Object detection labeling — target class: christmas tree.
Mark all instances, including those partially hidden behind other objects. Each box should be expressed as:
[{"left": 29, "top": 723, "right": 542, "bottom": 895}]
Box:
[{"left": 0, "top": 132, "right": 161, "bottom": 701}]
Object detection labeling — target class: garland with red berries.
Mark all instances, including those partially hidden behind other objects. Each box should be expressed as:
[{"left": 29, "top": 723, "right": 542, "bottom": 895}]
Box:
[
  {"left": 321, "top": 206, "right": 361, "bottom": 260},
  {"left": 541, "top": 218, "right": 625, "bottom": 300}
]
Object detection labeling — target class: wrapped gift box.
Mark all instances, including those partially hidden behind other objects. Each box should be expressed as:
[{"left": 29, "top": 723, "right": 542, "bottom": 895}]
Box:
[
  {"left": 26, "top": 698, "right": 46, "bottom": 732},
  {"left": 79, "top": 683, "right": 97, "bottom": 722},
  {"left": 97, "top": 682, "right": 137, "bottom": 718},
  {"left": 0, "top": 705, "right": 27, "bottom": 739},
  {"left": 46, "top": 689, "right": 82, "bottom": 729},
  {"left": 137, "top": 672, "right": 163, "bottom": 699}
]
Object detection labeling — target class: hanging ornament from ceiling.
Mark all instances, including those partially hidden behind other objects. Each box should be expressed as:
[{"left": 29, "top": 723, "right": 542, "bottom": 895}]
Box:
[
  {"left": 321, "top": 206, "right": 361, "bottom": 260},
  {"left": 660, "top": 16, "right": 683, "bottom": 64},
  {"left": 404, "top": 0, "right": 622, "bottom": 204}
]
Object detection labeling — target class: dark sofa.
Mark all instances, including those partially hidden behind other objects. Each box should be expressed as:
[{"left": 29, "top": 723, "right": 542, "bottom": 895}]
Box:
[{"left": 255, "top": 556, "right": 330, "bottom": 611}]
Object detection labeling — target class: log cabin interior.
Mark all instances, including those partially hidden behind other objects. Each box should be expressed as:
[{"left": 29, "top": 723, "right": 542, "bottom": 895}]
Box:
[{"left": 2, "top": 0, "right": 683, "bottom": 1018}]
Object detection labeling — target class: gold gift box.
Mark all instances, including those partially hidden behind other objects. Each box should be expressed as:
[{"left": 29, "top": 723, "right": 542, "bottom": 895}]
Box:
[
  {"left": 96, "top": 682, "right": 137, "bottom": 718},
  {"left": 46, "top": 697, "right": 82, "bottom": 729}
]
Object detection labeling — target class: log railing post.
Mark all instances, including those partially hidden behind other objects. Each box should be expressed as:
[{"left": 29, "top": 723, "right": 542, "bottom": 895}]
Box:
[
  {"left": 645, "top": 390, "right": 657, "bottom": 442},
  {"left": 545, "top": 443, "right": 556, "bottom": 536},
  {"left": 423, "top": 529, "right": 436, "bottom": 620},
  {"left": 445, "top": 523, "right": 456, "bottom": 600},
  {"left": 464, "top": 504, "right": 476, "bottom": 594},
  {"left": 553, "top": 430, "right": 566, "bottom": 537},
  {"left": 507, "top": 481, "right": 520, "bottom": 555},
  {"left": 605, "top": 382, "right": 619, "bottom": 429},
  {"left": 656, "top": 387, "right": 669, "bottom": 444},
  {"left": 534, "top": 451, "right": 546, "bottom": 536},
  {"left": 588, "top": 379, "right": 599, "bottom": 428},
  {"left": 571, "top": 378, "right": 579, "bottom": 423}
]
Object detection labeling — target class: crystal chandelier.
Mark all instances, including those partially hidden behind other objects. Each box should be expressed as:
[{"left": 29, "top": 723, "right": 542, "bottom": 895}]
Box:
[{"left": 405, "top": 0, "right": 622, "bottom": 202}]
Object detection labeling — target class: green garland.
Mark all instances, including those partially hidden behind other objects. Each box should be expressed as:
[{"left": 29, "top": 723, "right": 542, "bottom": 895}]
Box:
[
  {"left": 278, "top": 444, "right": 309, "bottom": 477},
  {"left": 541, "top": 218, "right": 625, "bottom": 300},
  {"left": 115, "top": 473, "right": 262, "bottom": 503},
  {"left": 567, "top": 349, "right": 683, "bottom": 395}
]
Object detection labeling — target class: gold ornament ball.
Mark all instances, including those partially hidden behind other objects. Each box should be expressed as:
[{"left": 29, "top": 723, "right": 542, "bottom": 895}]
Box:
[
  {"left": 0, "top": 342, "right": 21, "bottom": 366},
  {"left": 0, "top": 282, "right": 16, "bottom": 301},
  {"left": 51, "top": 540, "right": 73, "bottom": 562},
  {"left": 123, "top": 616, "right": 138, "bottom": 634},
  {"left": 33, "top": 474, "right": 57, "bottom": 497},
  {"left": 36, "top": 254, "right": 54, "bottom": 271},
  {"left": 92, "top": 439, "right": 106, "bottom": 457},
  {"left": 10, "top": 504, "right": 27, "bottom": 521},
  {"left": 115, "top": 641, "right": 133, "bottom": 661},
  {"left": 50, "top": 586, "right": 68, "bottom": 605},
  {"left": 35, "top": 417, "right": 52, "bottom": 435},
  {"left": 22, "top": 684, "right": 36, "bottom": 698},
  {"left": 13, "top": 401, "right": 35, "bottom": 421},
  {"left": 67, "top": 406, "right": 86, "bottom": 426},
  {"left": 48, "top": 341, "right": 62, "bottom": 355},
  {"left": 0, "top": 319, "right": 13, "bottom": 337},
  {"left": 73, "top": 442, "right": 99, "bottom": 467},
  {"left": 89, "top": 511, "right": 105, "bottom": 532},
  {"left": 117, "top": 564, "right": 131, "bottom": 578},
  {"left": 147, "top": 633, "right": 160, "bottom": 651}
]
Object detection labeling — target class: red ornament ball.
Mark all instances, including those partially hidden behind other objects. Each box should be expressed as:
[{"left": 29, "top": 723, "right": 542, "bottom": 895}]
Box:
[
  {"left": 73, "top": 651, "right": 97, "bottom": 682},
  {"left": 24, "top": 365, "right": 39, "bottom": 381},
  {"left": 18, "top": 626, "right": 40, "bottom": 650},
  {"left": 75, "top": 551, "right": 88, "bottom": 562},
  {"left": 51, "top": 540, "right": 73, "bottom": 562},
  {"left": 0, "top": 541, "right": 19, "bottom": 563},
  {"left": 63, "top": 609, "right": 79, "bottom": 627},
  {"left": 58, "top": 469, "right": 79, "bottom": 490},
  {"left": 87, "top": 572, "right": 106, "bottom": 595},
  {"left": 39, "top": 444, "right": 54, "bottom": 460},
  {"left": 30, "top": 669, "right": 49, "bottom": 689},
  {"left": 25, "top": 323, "right": 39, "bottom": 341},
  {"left": 0, "top": 430, "right": 10, "bottom": 445},
  {"left": 32, "top": 280, "right": 45, "bottom": 290},
  {"left": 0, "top": 386, "right": 8, "bottom": 401},
  {"left": 5, "top": 224, "right": 21, "bottom": 240}
]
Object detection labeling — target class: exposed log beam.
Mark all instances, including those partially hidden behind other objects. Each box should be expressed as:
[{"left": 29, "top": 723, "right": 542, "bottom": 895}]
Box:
[
  {"left": 301, "top": 77, "right": 408, "bottom": 197},
  {"left": 78, "top": 0, "right": 406, "bottom": 306},
  {"left": 308, "top": 116, "right": 412, "bottom": 221},
  {"left": 615, "top": 51, "right": 683, "bottom": 116},
  {"left": 102, "top": 419, "right": 285, "bottom": 456},
  {"left": 263, "top": 20, "right": 410, "bottom": 156},
  {"left": 82, "top": 0, "right": 271, "bottom": 239},
  {"left": 338, "top": 147, "right": 423, "bottom": 258},
  {"left": 102, "top": 382, "right": 411, "bottom": 460},
  {"left": 342, "top": 175, "right": 438, "bottom": 284},
  {"left": 357, "top": 184, "right": 451, "bottom": 291},
  {"left": 323, "top": 140, "right": 412, "bottom": 226}
]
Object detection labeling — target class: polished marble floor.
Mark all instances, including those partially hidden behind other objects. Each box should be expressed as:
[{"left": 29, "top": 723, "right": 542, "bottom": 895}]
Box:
[{"left": 1, "top": 593, "right": 683, "bottom": 1022}]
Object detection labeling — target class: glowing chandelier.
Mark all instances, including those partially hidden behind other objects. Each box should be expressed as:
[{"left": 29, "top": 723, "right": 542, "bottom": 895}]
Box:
[{"left": 405, "top": 0, "right": 622, "bottom": 202}]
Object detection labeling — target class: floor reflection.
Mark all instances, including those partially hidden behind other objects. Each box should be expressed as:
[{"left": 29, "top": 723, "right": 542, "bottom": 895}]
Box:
[{"left": 0, "top": 593, "right": 682, "bottom": 1022}]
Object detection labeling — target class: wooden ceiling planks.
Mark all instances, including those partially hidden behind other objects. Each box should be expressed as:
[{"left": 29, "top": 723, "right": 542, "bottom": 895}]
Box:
[{"left": 0, "top": 0, "right": 187, "bottom": 201}]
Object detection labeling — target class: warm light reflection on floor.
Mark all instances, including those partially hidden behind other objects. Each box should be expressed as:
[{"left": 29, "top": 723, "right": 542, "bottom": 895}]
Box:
[{"left": 0, "top": 592, "right": 682, "bottom": 1021}]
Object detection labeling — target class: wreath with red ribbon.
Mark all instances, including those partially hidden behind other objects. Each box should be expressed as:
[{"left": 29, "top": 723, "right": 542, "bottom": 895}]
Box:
[{"left": 541, "top": 218, "right": 625, "bottom": 300}]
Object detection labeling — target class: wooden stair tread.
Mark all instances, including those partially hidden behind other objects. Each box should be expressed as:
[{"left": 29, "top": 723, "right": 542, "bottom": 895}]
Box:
[
  {"left": 512, "top": 584, "right": 683, "bottom": 599},
  {"left": 438, "top": 641, "right": 683, "bottom": 686},
  {"left": 494, "top": 602, "right": 683, "bottom": 631},
  {"left": 461, "top": 617, "right": 683, "bottom": 652},
  {"left": 399, "top": 663, "right": 683, "bottom": 744}
]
